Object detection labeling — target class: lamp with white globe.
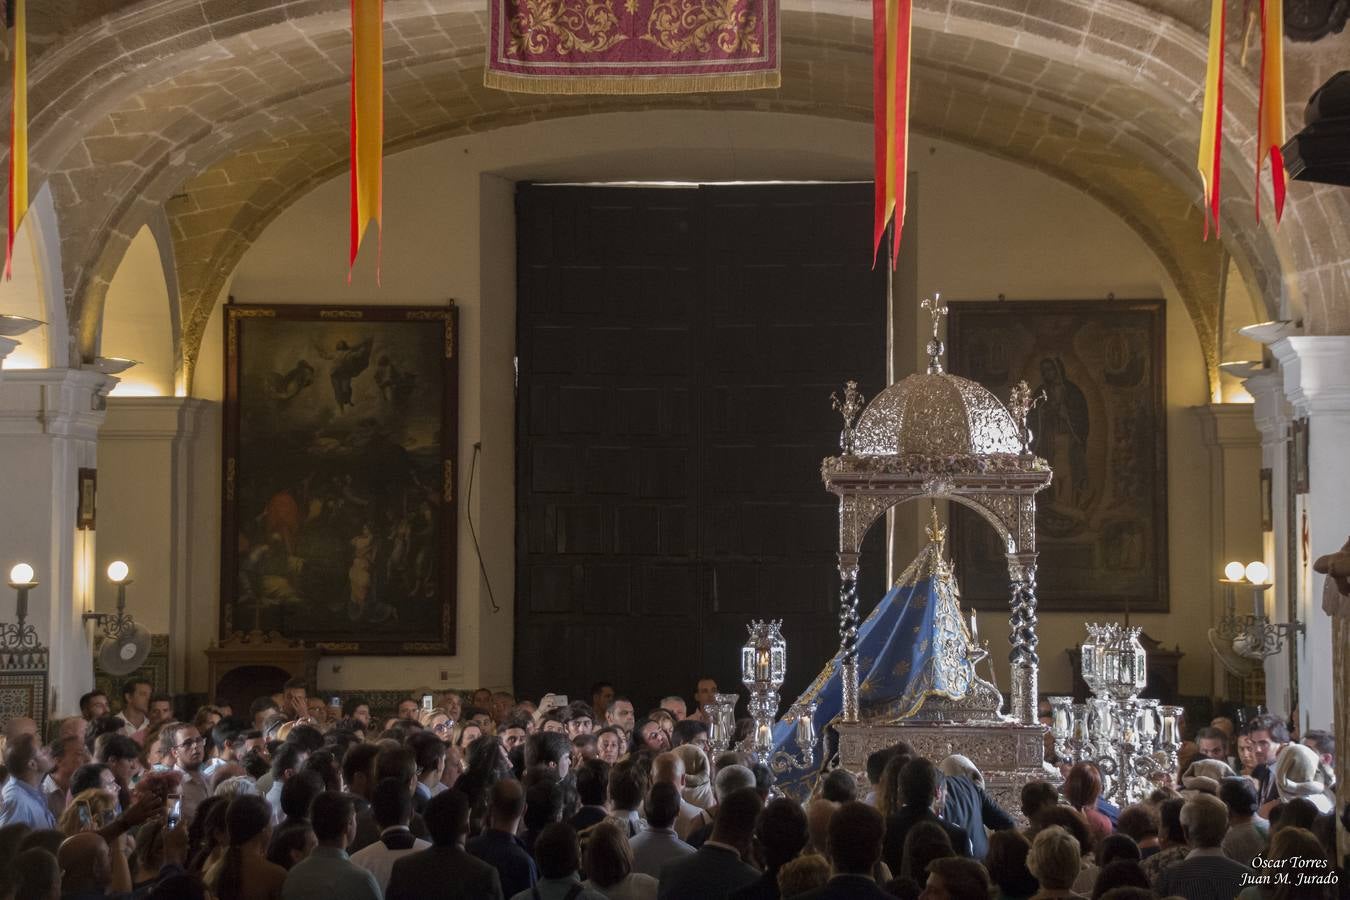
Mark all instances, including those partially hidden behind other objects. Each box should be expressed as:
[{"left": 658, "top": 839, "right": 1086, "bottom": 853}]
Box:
[
  {"left": 2, "top": 563, "right": 42, "bottom": 650},
  {"left": 1215, "top": 559, "right": 1300, "bottom": 657},
  {"left": 84, "top": 560, "right": 139, "bottom": 639},
  {"left": 84, "top": 561, "right": 152, "bottom": 675}
]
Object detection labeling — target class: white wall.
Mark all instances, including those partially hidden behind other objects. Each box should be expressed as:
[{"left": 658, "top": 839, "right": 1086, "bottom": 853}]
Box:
[
  {"left": 167, "top": 110, "right": 1224, "bottom": 700},
  {"left": 101, "top": 225, "right": 177, "bottom": 397}
]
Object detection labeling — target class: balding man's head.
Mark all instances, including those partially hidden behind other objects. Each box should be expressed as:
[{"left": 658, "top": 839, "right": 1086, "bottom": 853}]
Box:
[
  {"left": 57, "top": 833, "right": 111, "bottom": 892},
  {"left": 5, "top": 717, "right": 36, "bottom": 742},
  {"left": 652, "top": 751, "right": 686, "bottom": 788}
]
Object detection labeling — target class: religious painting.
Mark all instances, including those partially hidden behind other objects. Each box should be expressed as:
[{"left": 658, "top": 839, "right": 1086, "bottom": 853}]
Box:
[
  {"left": 948, "top": 300, "right": 1168, "bottom": 613},
  {"left": 221, "top": 305, "right": 458, "bottom": 654}
]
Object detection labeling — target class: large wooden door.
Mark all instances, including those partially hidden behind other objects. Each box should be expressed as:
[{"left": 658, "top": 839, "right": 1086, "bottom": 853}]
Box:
[{"left": 515, "top": 183, "right": 887, "bottom": 712}]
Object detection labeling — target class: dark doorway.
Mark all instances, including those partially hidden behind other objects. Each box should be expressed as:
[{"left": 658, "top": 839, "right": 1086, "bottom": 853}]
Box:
[
  {"left": 214, "top": 665, "right": 291, "bottom": 721},
  {"left": 514, "top": 183, "right": 888, "bottom": 714}
]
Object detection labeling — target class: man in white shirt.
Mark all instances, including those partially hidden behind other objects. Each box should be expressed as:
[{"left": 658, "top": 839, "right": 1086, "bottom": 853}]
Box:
[
  {"left": 350, "top": 779, "right": 429, "bottom": 893},
  {"left": 651, "top": 752, "right": 708, "bottom": 839},
  {"left": 42, "top": 736, "right": 89, "bottom": 820},
  {"left": 631, "top": 782, "right": 694, "bottom": 878},
  {"left": 117, "top": 679, "right": 152, "bottom": 745}
]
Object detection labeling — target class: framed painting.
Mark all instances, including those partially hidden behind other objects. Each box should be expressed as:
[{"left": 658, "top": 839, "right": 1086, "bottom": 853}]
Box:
[
  {"left": 222, "top": 304, "right": 459, "bottom": 654},
  {"left": 948, "top": 300, "right": 1168, "bottom": 613}
]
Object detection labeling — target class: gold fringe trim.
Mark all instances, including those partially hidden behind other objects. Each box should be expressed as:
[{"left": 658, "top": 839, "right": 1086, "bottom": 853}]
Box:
[{"left": 483, "top": 68, "right": 780, "bottom": 94}]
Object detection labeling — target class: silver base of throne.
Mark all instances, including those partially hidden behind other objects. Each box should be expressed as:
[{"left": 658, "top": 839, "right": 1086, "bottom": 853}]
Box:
[{"left": 836, "top": 718, "right": 1050, "bottom": 823}]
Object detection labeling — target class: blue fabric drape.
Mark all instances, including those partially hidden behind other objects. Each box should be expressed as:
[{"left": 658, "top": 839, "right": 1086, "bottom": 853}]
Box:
[{"left": 771, "top": 541, "right": 977, "bottom": 800}]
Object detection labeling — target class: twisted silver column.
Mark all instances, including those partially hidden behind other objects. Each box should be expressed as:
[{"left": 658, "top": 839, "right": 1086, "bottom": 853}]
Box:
[
  {"left": 1008, "top": 555, "right": 1040, "bottom": 725},
  {"left": 839, "top": 567, "right": 861, "bottom": 722}
]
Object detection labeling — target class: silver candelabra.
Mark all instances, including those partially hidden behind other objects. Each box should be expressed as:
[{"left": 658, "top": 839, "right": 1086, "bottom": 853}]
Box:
[
  {"left": 1048, "top": 624, "right": 1182, "bottom": 806},
  {"left": 707, "top": 621, "right": 817, "bottom": 775}
]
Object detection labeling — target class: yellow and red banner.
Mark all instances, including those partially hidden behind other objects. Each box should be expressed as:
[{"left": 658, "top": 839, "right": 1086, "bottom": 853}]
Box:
[
  {"left": 1196, "top": 0, "right": 1224, "bottom": 238},
  {"left": 872, "top": 0, "right": 912, "bottom": 266},
  {"left": 1196, "top": 0, "right": 1287, "bottom": 237},
  {"left": 1256, "top": 0, "right": 1286, "bottom": 223},
  {"left": 350, "top": 0, "right": 383, "bottom": 281},
  {"left": 6, "top": 0, "right": 26, "bottom": 280}
]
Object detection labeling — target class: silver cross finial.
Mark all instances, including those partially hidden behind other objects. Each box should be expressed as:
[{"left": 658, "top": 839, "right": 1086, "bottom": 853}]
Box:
[{"left": 921, "top": 293, "right": 948, "bottom": 374}]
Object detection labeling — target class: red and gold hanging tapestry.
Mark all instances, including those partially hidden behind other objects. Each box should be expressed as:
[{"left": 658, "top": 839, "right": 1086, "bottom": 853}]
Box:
[{"left": 485, "top": 0, "right": 779, "bottom": 94}]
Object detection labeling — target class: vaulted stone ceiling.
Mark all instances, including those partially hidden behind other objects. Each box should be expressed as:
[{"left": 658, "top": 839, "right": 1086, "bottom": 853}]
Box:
[{"left": 12, "top": 0, "right": 1350, "bottom": 382}]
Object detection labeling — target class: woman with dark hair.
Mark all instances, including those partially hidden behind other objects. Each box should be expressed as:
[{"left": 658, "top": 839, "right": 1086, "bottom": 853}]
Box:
[
  {"left": 986, "top": 829, "right": 1039, "bottom": 900},
  {"left": 899, "top": 821, "right": 957, "bottom": 884},
  {"left": 203, "top": 795, "right": 286, "bottom": 900},
  {"left": 1138, "top": 798, "right": 1188, "bottom": 885},
  {"left": 581, "top": 821, "right": 657, "bottom": 899},
  {"left": 1089, "top": 860, "right": 1150, "bottom": 900},
  {"left": 1270, "top": 797, "right": 1319, "bottom": 834},
  {"left": 265, "top": 820, "right": 317, "bottom": 870},
  {"left": 876, "top": 753, "right": 909, "bottom": 819},
  {"left": 1063, "top": 764, "right": 1112, "bottom": 843},
  {"left": 131, "top": 820, "right": 168, "bottom": 893},
  {"left": 1094, "top": 834, "right": 1140, "bottom": 867},
  {"left": 453, "top": 734, "right": 512, "bottom": 836},
  {"left": 883, "top": 820, "right": 956, "bottom": 899},
  {"left": 187, "top": 797, "right": 229, "bottom": 874}
]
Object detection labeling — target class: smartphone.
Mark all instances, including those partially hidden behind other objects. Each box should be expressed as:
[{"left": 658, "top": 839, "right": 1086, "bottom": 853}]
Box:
[
  {"left": 76, "top": 801, "right": 92, "bottom": 830},
  {"left": 166, "top": 795, "right": 183, "bottom": 830},
  {"left": 421, "top": 694, "right": 434, "bottom": 711},
  {"left": 553, "top": 695, "right": 568, "bottom": 708},
  {"left": 329, "top": 696, "right": 341, "bottom": 709}
]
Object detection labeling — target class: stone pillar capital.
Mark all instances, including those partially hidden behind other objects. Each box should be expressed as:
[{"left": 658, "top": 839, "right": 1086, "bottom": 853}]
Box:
[
  {"left": 1271, "top": 336, "right": 1350, "bottom": 416},
  {"left": 1237, "top": 370, "right": 1292, "bottom": 448},
  {"left": 1191, "top": 403, "right": 1263, "bottom": 449},
  {"left": 101, "top": 396, "right": 210, "bottom": 440},
  {"left": 0, "top": 368, "right": 117, "bottom": 439}
]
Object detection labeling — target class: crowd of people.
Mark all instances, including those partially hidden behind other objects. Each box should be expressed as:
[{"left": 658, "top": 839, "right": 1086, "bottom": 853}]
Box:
[{"left": 0, "top": 677, "right": 1339, "bottom": 900}]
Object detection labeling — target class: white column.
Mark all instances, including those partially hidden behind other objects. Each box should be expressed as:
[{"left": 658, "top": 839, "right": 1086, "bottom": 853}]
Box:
[
  {"left": 1270, "top": 337, "right": 1350, "bottom": 731},
  {"left": 1242, "top": 370, "right": 1295, "bottom": 714},
  {"left": 97, "top": 398, "right": 212, "bottom": 692},
  {"left": 1191, "top": 404, "right": 1263, "bottom": 699},
  {"left": 0, "top": 368, "right": 115, "bottom": 717},
  {"left": 0, "top": 337, "right": 18, "bottom": 374}
]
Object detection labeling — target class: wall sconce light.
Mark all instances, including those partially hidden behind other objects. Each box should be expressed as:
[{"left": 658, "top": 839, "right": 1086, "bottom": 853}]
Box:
[
  {"left": 90, "top": 358, "right": 139, "bottom": 376},
  {"left": 1217, "top": 560, "right": 1301, "bottom": 656},
  {"left": 0, "top": 315, "right": 44, "bottom": 337},
  {"left": 84, "top": 560, "right": 139, "bottom": 639},
  {"left": 3, "top": 563, "right": 42, "bottom": 650}
]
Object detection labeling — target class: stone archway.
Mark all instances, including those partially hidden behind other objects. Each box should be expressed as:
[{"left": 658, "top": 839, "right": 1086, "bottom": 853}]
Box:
[{"left": 4, "top": 0, "right": 1343, "bottom": 381}]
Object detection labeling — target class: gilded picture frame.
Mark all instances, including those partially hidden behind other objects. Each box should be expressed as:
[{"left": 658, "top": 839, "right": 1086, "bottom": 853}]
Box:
[
  {"left": 221, "top": 304, "right": 459, "bottom": 654},
  {"left": 948, "top": 299, "right": 1169, "bottom": 613}
]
